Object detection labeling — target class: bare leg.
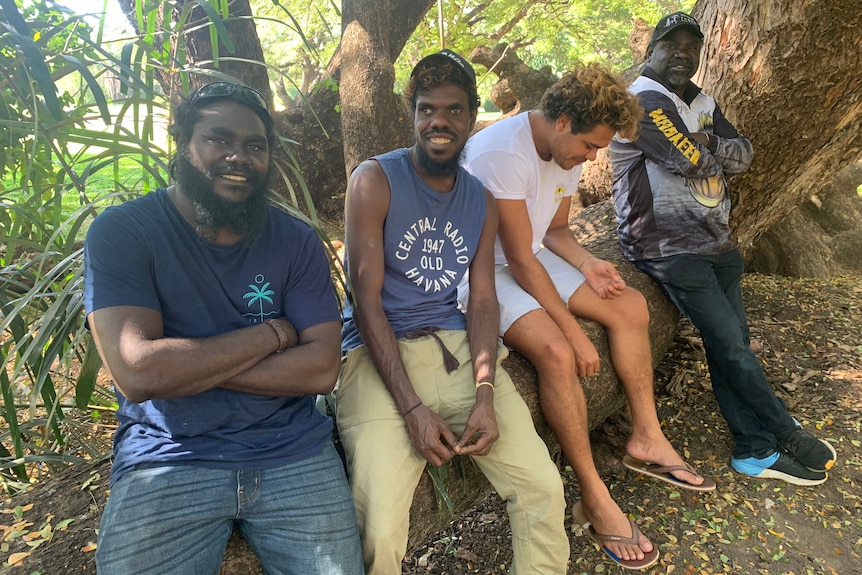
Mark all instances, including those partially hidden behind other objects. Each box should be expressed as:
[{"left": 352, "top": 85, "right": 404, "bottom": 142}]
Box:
[
  {"left": 569, "top": 285, "right": 704, "bottom": 485},
  {"left": 503, "top": 309, "right": 653, "bottom": 562}
]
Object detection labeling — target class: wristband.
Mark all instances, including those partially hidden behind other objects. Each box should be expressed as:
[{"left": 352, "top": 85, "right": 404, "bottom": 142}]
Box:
[
  {"left": 401, "top": 401, "right": 423, "bottom": 417},
  {"left": 475, "top": 381, "right": 495, "bottom": 391},
  {"left": 266, "top": 319, "right": 289, "bottom": 353},
  {"left": 577, "top": 255, "right": 596, "bottom": 271}
]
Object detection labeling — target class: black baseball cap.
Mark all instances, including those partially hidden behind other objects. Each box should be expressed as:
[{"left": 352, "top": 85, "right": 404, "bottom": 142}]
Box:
[
  {"left": 411, "top": 49, "right": 477, "bottom": 87},
  {"left": 649, "top": 12, "right": 704, "bottom": 45}
]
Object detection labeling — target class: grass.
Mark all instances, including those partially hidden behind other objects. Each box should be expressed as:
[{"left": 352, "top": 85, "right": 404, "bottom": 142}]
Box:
[{"left": 1, "top": 155, "right": 150, "bottom": 246}]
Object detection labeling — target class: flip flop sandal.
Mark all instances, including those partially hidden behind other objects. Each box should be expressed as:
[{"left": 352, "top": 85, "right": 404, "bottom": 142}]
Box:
[
  {"left": 571, "top": 500, "right": 660, "bottom": 571},
  {"left": 622, "top": 454, "right": 717, "bottom": 492}
]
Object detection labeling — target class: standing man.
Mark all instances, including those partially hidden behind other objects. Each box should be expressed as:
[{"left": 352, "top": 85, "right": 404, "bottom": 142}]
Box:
[
  {"left": 461, "top": 63, "right": 713, "bottom": 569},
  {"left": 336, "top": 50, "right": 569, "bottom": 574},
  {"left": 611, "top": 12, "right": 836, "bottom": 486},
  {"left": 85, "top": 82, "right": 363, "bottom": 574}
]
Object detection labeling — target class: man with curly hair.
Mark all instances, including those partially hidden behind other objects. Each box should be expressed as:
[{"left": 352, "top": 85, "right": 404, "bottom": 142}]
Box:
[
  {"left": 336, "top": 50, "right": 569, "bottom": 574},
  {"left": 461, "top": 64, "right": 715, "bottom": 569}
]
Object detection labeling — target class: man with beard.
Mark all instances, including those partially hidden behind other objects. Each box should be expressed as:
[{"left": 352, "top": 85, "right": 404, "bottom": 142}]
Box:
[
  {"left": 611, "top": 12, "right": 836, "bottom": 486},
  {"left": 335, "top": 50, "right": 569, "bottom": 574},
  {"left": 84, "top": 82, "right": 363, "bottom": 575}
]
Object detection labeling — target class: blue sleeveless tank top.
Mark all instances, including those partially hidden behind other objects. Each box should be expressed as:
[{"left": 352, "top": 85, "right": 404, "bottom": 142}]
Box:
[{"left": 342, "top": 148, "right": 487, "bottom": 353}]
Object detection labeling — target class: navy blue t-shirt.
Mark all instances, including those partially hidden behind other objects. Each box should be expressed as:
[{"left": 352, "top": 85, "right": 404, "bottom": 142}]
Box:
[
  {"left": 341, "top": 148, "right": 487, "bottom": 353},
  {"left": 84, "top": 189, "right": 340, "bottom": 485}
]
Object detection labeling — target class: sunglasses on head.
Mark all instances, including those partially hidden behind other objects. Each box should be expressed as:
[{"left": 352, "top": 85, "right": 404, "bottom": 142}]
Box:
[{"left": 188, "top": 82, "right": 269, "bottom": 113}]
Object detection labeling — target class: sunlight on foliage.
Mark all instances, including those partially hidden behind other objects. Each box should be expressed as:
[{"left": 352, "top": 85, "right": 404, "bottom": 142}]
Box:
[{"left": 398, "top": 0, "right": 697, "bottom": 95}]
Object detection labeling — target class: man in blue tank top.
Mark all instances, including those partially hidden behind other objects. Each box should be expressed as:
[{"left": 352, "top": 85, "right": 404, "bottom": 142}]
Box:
[
  {"left": 336, "top": 51, "right": 569, "bottom": 574},
  {"left": 84, "top": 82, "right": 363, "bottom": 574}
]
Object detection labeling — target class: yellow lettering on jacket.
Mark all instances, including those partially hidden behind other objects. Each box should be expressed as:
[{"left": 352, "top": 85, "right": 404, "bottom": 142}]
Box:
[{"left": 650, "top": 109, "right": 700, "bottom": 166}]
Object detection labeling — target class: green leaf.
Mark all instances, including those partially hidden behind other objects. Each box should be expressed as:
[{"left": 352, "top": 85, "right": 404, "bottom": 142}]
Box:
[
  {"left": 76, "top": 335, "right": 103, "bottom": 410},
  {"left": 426, "top": 464, "right": 455, "bottom": 514},
  {"left": 0, "top": 19, "right": 64, "bottom": 120}
]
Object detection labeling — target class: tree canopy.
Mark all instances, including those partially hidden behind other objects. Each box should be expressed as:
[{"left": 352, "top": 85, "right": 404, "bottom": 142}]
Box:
[{"left": 240, "top": 0, "right": 695, "bottom": 109}]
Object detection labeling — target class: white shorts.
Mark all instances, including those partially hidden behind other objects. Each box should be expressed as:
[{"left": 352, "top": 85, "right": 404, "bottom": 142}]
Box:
[{"left": 458, "top": 247, "right": 586, "bottom": 336}]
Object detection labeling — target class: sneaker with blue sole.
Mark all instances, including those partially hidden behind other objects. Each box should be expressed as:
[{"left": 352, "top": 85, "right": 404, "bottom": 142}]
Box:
[
  {"left": 779, "top": 422, "right": 837, "bottom": 472},
  {"left": 731, "top": 451, "right": 827, "bottom": 486}
]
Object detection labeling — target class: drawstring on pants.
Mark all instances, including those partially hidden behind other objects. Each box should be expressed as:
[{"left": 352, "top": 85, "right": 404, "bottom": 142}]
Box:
[{"left": 403, "top": 327, "right": 460, "bottom": 374}]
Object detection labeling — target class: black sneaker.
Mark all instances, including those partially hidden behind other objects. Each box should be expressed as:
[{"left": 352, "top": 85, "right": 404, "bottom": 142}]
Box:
[
  {"left": 731, "top": 450, "right": 827, "bottom": 486},
  {"left": 778, "top": 426, "right": 837, "bottom": 472}
]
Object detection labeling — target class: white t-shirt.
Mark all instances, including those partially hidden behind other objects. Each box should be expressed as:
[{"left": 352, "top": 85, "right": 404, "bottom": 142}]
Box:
[{"left": 463, "top": 112, "right": 583, "bottom": 264}]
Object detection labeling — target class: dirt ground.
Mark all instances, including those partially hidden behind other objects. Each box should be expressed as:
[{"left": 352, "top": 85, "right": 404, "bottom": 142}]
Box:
[{"left": 2, "top": 272, "right": 860, "bottom": 575}]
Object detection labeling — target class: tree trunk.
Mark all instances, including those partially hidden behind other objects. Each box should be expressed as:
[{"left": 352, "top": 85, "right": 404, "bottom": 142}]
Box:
[
  {"left": 745, "top": 160, "right": 862, "bottom": 277},
  {"left": 115, "top": 0, "right": 270, "bottom": 104},
  {"left": 178, "top": 0, "right": 271, "bottom": 101},
  {"left": 691, "top": 0, "right": 862, "bottom": 250},
  {"left": 338, "top": 0, "right": 434, "bottom": 176},
  {"left": 470, "top": 43, "right": 557, "bottom": 119}
]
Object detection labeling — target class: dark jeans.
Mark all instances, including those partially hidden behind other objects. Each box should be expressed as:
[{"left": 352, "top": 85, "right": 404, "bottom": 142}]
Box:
[{"left": 635, "top": 249, "right": 796, "bottom": 458}]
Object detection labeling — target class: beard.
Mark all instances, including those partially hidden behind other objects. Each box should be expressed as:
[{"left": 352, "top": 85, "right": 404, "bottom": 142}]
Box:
[
  {"left": 663, "top": 61, "right": 695, "bottom": 91},
  {"left": 174, "top": 150, "right": 270, "bottom": 242},
  {"left": 414, "top": 139, "right": 464, "bottom": 177}
]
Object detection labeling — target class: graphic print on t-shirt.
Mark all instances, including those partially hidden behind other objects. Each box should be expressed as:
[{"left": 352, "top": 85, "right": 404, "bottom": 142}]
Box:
[
  {"left": 554, "top": 185, "right": 566, "bottom": 205},
  {"left": 242, "top": 274, "right": 281, "bottom": 323},
  {"left": 394, "top": 216, "right": 472, "bottom": 293}
]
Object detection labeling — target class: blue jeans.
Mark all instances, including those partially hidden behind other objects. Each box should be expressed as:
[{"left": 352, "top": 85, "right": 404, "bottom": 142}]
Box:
[
  {"left": 634, "top": 249, "right": 796, "bottom": 458},
  {"left": 96, "top": 442, "right": 363, "bottom": 575}
]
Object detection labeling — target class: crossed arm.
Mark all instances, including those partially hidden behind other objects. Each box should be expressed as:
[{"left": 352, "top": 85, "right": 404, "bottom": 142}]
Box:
[
  {"left": 88, "top": 306, "right": 341, "bottom": 403},
  {"left": 635, "top": 90, "right": 753, "bottom": 177}
]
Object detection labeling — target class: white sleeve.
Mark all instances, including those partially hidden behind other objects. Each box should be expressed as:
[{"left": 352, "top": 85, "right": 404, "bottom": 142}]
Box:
[{"left": 463, "top": 149, "right": 532, "bottom": 201}]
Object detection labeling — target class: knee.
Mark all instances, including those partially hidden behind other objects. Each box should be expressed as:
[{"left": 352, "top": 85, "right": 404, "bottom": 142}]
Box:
[
  {"left": 533, "top": 467, "right": 566, "bottom": 503},
  {"left": 510, "top": 465, "right": 566, "bottom": 524},
  {"left": 612, "top": 288, "right": 650, "bottom": 330},
  {"left": 360, "top": 509, "right": 406, "bottom": 544},
  {"left": 530, "top": 336, "right": 576, "bottom": 374}
]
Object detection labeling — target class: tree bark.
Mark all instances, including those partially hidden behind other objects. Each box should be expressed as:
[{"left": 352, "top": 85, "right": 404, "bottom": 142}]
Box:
[
  {"left": 691, "top": 0, "right": 862, "bottom": 249},
  {"left": 745, "top": 160, "right": 862, "bottom": 277},
  {"left": 178, "top": 0, "right": 271, "bottom": 101},
  {"left": 470, "top": 43, "right": 557, "bottom": 118},
  {"left": 115, "top": 0, "right": 271, "bottom": 104},
  {"left": 338, "top": 0, "right": 434, "bottom": 176}
]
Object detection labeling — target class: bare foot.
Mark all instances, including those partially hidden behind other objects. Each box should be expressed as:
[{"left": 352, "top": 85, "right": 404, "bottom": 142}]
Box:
[
  {"left": 626, "top": 434, "right": 706, "bottom": 487},
  {"left": 576, "top": 490, "right": 653, "bottom": 562}
]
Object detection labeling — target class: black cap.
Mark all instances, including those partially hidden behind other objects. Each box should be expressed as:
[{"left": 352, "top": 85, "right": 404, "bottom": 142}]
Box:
[
  {"left": 649, "top": 12, "right": 704, "bottom": 45},
  {"left": 411, "top": 49, "right": 477, "bottom": 87}
]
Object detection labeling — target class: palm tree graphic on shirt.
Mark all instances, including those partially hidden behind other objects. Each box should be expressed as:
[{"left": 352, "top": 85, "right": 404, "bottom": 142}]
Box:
[{"left": 243, "top": 274, "right": 279, "bottom": 322}]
